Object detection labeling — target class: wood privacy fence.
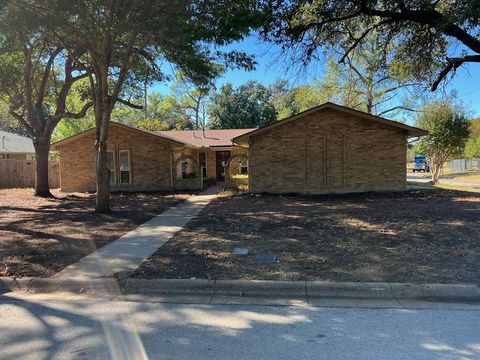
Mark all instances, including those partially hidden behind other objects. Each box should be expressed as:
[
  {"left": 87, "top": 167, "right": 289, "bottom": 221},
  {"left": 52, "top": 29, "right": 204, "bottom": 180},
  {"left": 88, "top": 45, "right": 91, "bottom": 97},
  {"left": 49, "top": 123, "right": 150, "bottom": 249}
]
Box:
[{"left": 0, "top": 159, "right": 59, "bottom": 189}]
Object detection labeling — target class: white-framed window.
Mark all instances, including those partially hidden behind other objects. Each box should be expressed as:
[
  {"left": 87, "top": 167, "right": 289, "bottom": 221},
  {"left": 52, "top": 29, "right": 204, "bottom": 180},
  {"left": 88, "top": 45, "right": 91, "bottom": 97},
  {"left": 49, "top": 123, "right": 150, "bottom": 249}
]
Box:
[
  {"left": 106, "top": 150, "right": 116, "bottom": 186},
  {"left": 119, "top": 150, "right": 131, "bottom": 184},
  {"left": 239, "top": 159, "right": 248, "bottom": 175}
]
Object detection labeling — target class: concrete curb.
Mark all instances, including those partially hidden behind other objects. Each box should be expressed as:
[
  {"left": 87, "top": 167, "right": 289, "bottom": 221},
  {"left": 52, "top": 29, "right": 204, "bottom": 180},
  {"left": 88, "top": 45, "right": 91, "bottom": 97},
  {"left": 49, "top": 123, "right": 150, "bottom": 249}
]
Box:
[{"left": 1, "top": 277, "right": 479, "bottom": 303}]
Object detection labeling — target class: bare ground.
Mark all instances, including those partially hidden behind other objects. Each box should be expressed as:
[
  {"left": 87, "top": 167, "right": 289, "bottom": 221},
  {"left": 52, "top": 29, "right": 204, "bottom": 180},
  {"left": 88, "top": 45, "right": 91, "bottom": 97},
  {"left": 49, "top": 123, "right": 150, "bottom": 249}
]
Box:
[
  {"left": 133, "top": 189, "right": 480, "bottom": 284},
  {"left": 0, "top": 189, "right": 193, "bottom": 277}
]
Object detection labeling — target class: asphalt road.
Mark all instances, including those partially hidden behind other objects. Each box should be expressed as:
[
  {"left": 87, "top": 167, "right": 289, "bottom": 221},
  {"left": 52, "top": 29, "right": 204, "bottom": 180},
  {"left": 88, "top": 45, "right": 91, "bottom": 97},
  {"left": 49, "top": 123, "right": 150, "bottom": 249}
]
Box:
[{"left": 1, "top": 297, "right": 480, "bottom": 360}]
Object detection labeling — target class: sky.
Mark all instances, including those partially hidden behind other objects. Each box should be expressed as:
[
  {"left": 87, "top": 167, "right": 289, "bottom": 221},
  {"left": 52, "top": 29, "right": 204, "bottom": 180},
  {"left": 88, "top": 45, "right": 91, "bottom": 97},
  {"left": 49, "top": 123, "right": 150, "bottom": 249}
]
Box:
[{"left": 152, "top": 35, "right": 480, "bottom": 124}]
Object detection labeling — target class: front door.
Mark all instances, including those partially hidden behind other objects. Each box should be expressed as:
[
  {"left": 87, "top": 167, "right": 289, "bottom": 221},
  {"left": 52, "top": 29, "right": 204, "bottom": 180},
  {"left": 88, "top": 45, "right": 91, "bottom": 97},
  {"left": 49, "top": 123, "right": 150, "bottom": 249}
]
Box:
[{"left": 215, "top": 151, "right": 231, "bottom": 181}]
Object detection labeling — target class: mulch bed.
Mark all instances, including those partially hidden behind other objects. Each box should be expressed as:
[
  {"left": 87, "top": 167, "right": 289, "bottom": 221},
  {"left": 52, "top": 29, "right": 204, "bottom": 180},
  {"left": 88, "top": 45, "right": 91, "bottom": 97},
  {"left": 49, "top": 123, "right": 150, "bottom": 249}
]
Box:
[
  {"left": 133, "top": 189, "right": 480, "bottom": 284},
  {"left": 0, "top": 189, "right": 193, "bottom": 277}
]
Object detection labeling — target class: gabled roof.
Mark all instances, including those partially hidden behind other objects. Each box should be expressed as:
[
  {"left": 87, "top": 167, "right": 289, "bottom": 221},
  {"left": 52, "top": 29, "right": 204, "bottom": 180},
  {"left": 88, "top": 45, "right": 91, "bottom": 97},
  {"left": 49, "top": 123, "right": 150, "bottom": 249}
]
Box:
[
  {"left": 50, "top": 122, "right": 254, "bottom": 149},
  {"left": 0, "top": 131, "right": 35, "bottom": 154},
  {"left": 156, "top": 128, "right": 255, "bottom": 148},
  {"left": 233, "top": 102, "right": 428, "bottom": 143},
  {"left": 51, "top": 122, "right": 187, "bottom": 149}
]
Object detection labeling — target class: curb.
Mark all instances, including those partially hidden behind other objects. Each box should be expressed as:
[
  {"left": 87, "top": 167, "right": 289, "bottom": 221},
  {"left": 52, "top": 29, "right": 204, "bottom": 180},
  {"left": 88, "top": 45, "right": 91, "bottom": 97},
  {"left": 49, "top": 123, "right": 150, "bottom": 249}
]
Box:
[{"left": 1, "top": 277, "right": 479, "bottom": 303}]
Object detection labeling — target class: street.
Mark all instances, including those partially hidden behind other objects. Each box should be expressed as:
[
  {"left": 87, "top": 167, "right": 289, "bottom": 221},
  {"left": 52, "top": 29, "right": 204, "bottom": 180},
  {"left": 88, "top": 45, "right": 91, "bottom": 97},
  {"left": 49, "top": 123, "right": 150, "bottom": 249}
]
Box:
[{"left": 1, "top": 296, "right": 480, "bottom": 360}]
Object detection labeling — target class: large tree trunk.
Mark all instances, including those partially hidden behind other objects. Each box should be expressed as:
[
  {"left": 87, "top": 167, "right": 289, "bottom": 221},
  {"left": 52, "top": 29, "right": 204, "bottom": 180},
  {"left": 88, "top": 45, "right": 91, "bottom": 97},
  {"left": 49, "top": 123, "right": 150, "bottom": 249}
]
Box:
[
  {"left": 33, "top": 138, "right": 52, "bottom": 197},
  {"left": 94, "top": 110, "right": 111, "bottom": 213},
  {"left": 95, "top": 138, "right": 110, "bottom": 212}
]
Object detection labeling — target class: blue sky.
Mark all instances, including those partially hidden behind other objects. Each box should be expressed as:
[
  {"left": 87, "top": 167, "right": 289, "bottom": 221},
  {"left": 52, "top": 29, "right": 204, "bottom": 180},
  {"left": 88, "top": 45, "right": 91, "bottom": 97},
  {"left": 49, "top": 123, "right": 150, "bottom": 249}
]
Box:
[{"left": 153, "top": 35, "right": 480, "bottom": 123}]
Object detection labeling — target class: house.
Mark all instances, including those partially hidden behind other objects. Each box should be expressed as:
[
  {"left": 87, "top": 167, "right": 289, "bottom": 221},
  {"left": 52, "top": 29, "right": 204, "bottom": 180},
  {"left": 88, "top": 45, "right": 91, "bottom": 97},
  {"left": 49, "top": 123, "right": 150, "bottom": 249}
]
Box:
[
  {"left": 50, "top": 123, "right": 253, "bottom": 192},
  {"left": 51, "top": 102, "right": 427, "bottom": 194},
  {"left": 0, "top": 131, "right": 35, "bottom": 160},
  {"left": 233, "top": 102, "right": 427, "bottom": 194}
]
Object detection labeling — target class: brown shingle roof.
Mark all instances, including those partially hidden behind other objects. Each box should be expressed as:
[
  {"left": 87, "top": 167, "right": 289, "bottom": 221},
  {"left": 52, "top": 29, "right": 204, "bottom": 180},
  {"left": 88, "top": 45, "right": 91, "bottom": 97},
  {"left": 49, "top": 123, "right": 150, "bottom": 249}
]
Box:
[{"left": 156, "top": 129, "right": 255, "bottom": 148}]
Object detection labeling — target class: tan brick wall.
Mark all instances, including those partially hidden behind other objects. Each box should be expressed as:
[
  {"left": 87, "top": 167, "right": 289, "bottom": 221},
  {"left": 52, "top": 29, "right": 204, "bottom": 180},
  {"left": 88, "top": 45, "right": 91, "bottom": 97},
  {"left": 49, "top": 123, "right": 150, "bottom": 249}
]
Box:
[
  {"left": 249, "top": 108, "right": 407, "bottom": 194},
  {"left": 59, "top": 124, "right": 174, "bottom": 192},
  {"left": 206, "top": 150, "right": 216, "bottom": 180}
]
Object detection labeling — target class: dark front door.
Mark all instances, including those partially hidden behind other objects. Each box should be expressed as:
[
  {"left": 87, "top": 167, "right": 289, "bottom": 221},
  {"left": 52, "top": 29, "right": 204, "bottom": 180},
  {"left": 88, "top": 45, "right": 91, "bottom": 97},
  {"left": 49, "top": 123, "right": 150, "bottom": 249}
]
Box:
[{"left": 215, "top": 151, "right": 231, "bottom": 181}]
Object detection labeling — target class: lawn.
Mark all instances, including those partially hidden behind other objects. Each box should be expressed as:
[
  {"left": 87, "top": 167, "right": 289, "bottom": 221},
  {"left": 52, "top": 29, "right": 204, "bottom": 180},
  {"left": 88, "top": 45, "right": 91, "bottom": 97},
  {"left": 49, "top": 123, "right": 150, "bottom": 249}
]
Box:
[
  {"left": 0, "top": 189, "right": 193, "bottom": 277},
  {"left": 133, "top": 189, "right": 480, "bottom": 284},
  {"left": 407, "top": 180, "right": 480, "bottom": 193}
]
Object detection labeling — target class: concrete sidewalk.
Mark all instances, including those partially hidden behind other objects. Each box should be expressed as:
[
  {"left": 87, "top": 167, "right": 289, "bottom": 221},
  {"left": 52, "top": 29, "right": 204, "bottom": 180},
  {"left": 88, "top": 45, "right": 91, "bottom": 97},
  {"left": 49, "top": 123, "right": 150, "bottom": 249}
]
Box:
[{"left": 54, "top": 186, "right": 220, "bottom": 280}]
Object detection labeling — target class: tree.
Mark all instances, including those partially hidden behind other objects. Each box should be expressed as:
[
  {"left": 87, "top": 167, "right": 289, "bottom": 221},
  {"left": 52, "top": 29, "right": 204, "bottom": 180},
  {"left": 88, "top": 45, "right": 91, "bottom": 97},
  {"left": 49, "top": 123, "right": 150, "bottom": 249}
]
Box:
[
  {"left": 270, "top": 79, "right": 336, "bottom": 119},
  {"left": 172, "top": 70, "right": 222, "bottom": 130},
  {"left": 320, "top": 32, "right": 425, "bottom": 117},
  {"left": 464, "top": 119, "right": 480, "bottom": 158},
  {"left": 260, "top": 0, "right": 479, "bottom": 91},
  {"left": 416, "top": 100, "right": 470, "bottom": 182},
  {"left": 209, "top": 81, "right": 277, "bottom": 129},
  {"left": 34, "top": 0, "right": 257, "bottom": 212},
  {"left": 0, "top": 5, "right": 92, "bottom": 196}
]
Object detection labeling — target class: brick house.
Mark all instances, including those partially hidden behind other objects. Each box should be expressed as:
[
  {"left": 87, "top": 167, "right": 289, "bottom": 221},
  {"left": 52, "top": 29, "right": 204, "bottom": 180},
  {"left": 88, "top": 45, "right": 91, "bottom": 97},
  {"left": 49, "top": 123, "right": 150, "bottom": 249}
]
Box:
[
  {"left": 51, "top": 123, "right": 252, "bottom": 192},
  {"left": 52, "top": 102, "right": 427, "bottom": 193},
  {"left": 233, "top": 102, "right": 427, "bottom": 194}
]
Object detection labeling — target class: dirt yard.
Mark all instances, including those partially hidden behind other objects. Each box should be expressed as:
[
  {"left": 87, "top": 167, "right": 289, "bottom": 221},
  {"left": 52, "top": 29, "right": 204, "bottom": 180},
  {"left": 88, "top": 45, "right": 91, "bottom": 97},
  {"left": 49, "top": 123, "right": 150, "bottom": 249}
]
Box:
[
  {"left": 134, "top": 189, "right": 480, "bottom": 284},
  {"left": 0, "top": 189, "right": 193, "bottom": 277}
]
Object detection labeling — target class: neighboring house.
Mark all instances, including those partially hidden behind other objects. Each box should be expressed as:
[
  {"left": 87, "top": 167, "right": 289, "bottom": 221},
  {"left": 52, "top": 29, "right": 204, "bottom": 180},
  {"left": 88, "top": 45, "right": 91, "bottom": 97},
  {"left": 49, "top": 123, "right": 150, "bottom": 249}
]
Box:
[
  {"left": 0, "top": 131, "right": 35, "bottom": 160},
  {"left": 51, "top": 102, "right": 427, "bottom": 194},
  {"left": 51, "top": 123, "right": 253, "bottom": 192},
  {"left": 233, "top": 102, "right": 427, "bottom": 194}
]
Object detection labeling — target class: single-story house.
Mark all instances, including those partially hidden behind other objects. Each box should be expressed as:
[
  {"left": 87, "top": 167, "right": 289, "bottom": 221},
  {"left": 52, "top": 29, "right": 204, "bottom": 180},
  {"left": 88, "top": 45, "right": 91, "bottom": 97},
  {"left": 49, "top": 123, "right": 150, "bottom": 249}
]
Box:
[
  {"left": 0, "top": 131, "right": 35, "bottom": 160},
  {"left": 51, "top": 123, "right": 253, "bottom": 192},
  {"left": 233, "top": 102, "right": 427, "bottom": 194},
  {"left": 51, "top": 102, "right": 427, "bottom": 194}
]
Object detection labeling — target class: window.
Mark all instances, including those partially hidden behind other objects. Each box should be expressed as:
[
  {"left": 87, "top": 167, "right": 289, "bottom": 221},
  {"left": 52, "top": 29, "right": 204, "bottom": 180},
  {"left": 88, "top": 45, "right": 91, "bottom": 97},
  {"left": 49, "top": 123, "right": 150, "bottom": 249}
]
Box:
[
  {"left": 181, "top": 160, "right": 188, "bottom": 179},
  {"left": 199, "top": 152, "right": 207, "bottom": 178},
  {"left": 239, "top": 159, "right": 248, "bottom": 175},
  {"left": 119, "top": 150, "right": 131, "bottom": 184},
  {"left": 106, "top": 151, "right": 116, "bottom": 186}
]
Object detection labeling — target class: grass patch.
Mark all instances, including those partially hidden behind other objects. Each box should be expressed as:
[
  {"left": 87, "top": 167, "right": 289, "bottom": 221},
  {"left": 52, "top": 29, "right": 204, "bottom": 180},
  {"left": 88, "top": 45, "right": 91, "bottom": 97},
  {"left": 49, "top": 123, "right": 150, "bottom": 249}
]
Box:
[{"left": 407, "top": 180, "right": 480, "bottom": 193}]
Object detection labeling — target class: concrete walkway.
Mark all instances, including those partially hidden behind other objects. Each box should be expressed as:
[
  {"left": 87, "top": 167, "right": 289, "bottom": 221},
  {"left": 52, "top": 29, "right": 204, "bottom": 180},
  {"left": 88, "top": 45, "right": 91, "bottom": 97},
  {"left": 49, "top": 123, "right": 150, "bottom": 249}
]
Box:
[{"left": 54, "top": 186, "right": 221, "bottom": 280}]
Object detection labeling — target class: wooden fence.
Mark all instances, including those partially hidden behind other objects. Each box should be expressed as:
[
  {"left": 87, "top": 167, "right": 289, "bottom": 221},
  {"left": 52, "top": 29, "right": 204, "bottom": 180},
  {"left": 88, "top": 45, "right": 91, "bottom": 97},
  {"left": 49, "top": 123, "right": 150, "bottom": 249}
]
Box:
[{"left": 0, "top": 159, "right": 59, "bottom": 189}]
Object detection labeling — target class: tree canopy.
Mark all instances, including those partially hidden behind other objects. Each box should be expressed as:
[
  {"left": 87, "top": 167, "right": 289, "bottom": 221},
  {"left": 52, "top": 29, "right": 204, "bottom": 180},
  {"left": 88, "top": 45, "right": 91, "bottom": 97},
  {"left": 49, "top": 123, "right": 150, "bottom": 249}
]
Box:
[
  {"left": 416, "top": 99, "right": 471, "bottom": 181},
  {"left": 208, "top": 81, "right": 278, "bottom": 128},
  {"left": 260, "top": 0, "right": 480, "bottom": 91}
]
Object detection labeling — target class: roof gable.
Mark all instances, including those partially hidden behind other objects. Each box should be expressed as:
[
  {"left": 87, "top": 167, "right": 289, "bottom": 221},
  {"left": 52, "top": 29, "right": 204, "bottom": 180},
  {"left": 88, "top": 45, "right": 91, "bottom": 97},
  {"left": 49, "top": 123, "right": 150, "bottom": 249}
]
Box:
[
  {"left": 233, "top": 102, "right": 428, "bottom": 143},
  {"left": 51, "top": 122, "right": 254, "bottom": 149}
]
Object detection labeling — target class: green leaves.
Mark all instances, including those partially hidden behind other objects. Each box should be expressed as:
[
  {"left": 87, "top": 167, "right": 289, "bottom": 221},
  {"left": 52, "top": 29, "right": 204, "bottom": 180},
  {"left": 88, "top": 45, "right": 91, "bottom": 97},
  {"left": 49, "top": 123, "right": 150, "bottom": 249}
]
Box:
[{"left": 208, "top": 80, "right": 277, "bottom": 129}]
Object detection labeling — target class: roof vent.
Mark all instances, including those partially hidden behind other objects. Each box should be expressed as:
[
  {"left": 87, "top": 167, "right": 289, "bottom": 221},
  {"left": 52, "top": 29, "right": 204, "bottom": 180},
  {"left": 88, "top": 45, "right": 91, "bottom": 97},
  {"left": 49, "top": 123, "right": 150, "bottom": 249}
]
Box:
[{"left": 2, "top": 136, "right": 6, "bottom": 150}]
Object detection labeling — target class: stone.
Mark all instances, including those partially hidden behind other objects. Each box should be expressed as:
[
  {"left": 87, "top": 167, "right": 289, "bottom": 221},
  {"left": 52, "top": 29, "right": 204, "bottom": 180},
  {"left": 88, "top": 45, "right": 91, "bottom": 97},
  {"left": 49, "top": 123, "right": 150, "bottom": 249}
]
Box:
[
  {"left": 255, "top": 254, "right": 277, "bottom": 263},
  {"left": 232, "top": 247, "right": 249, "bottom": 256}
]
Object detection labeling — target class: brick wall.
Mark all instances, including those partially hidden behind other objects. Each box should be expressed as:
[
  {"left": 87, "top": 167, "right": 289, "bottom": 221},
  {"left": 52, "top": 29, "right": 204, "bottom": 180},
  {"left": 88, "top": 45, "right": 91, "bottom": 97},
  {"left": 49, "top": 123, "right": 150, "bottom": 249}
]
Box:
[
  {"left": 59, "top": 124, "right": 174, "bottom": 192},
  {"left": 248, "top": 108, "right": 407, "bottom": 194}
]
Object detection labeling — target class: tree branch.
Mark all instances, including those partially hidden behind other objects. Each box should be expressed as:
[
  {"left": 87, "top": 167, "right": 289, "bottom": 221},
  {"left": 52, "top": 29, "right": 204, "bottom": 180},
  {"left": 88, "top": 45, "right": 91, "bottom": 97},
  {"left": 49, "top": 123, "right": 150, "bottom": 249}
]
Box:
[
  {"left": 339, "top": 19, "right": 394, "bottom": 64},
  {"left": 377, "top": 106, "right": 418, "bottom": 116},
  {"left": 115, "top": 98, "right": 143, "bottom": 109},
  {"left": 36, "top": 46, "right": 62, "bottom": 110},
  {"left": 432, "top": 55, "right": 480, "bottom": 91},
  {"left": 64, "top": 101, "right": 94, "bottom": 119}
]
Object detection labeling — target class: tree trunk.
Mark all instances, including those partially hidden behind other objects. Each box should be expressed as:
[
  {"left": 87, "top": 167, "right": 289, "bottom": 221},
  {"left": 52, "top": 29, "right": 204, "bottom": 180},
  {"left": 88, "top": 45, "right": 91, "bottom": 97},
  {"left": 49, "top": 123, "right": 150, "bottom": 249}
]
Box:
[
  {"left": 33, "top": 139, "right": 52, "bottom": 197},
  {"left": 431, "top": 162, "right": 442, "bottom": 183},
  {"left": 95, "top": 138, "right": 110, "bottom": 212},
  {"left": 94, "top": 99, "right": 111, "bottom": 213}
]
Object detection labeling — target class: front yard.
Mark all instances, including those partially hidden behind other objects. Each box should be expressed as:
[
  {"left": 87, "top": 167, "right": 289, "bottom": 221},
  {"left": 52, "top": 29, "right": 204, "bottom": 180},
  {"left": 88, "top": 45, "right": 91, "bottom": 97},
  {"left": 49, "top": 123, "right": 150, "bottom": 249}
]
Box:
[
  {"left": 0, "top": 189, "right": 193, "bottom": 277},
  {"left": 133, "top": 189, "right": 480, "bottom": 284}
]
